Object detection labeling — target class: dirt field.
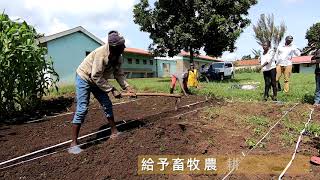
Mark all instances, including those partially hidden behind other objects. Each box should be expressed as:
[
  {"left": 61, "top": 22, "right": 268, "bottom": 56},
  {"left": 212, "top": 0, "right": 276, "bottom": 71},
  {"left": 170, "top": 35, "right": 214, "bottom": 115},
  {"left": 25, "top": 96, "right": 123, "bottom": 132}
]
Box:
[{"left": 0, "top": 95, "right": 319, "bottom": 179}]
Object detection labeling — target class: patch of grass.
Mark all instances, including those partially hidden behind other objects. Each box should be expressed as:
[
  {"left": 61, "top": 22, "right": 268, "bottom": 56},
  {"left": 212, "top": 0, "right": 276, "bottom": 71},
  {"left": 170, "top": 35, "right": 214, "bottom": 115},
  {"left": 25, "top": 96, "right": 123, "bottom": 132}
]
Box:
[
  {"left": 245, "top": 138, "right": 257, "bottom": 149},
  {"left": 46, "top": 73, "right": 317, "bottom": 104},
  {"left": 280, "top": 116, "right": 305, "bottom": 147},
  {"left": 159, "top": 145, "right": 166, "bottom": 152},
  {"left": 196, "top": 73, "right": 315, "bottom": 103},
  {"left": 281, "top": 132, "right": 296, "bottom": 146},
  {"left": 254, "top": 127, "right": 263, "bottom": 136},
  {"left": 47, "top": 84, "right": 75, "bottom": 97},
  {"left": 282, "top": 117, "right": 304, "bottom": 133},
  {"left": 203, "top": 107, "right": 220, "bottom": 119},
  {"left": 244, "top": 116, "right": 270, "bottom": 149},
  {"left": 307, "top": 123, "right": 320, "bottom": 137},
  {"left": 245, "top": 138, "right": 267, "bottom": 149},
  {"left": 247, "top": 116, "right": 269, "bottom": 127},
  {"left": 235, "top": 67, "right": 260, "bottom": 74}
]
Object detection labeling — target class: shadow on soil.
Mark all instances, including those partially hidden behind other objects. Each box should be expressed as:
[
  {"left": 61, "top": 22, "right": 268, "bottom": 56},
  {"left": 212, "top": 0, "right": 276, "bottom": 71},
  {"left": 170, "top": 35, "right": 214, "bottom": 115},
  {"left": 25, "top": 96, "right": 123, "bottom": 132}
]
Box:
[
  {"left": 81, "top": 98, "right": 214, "bottom": 150},
  {"left": 82, "top": 120, "right": 146, "bottom": 149},
  {"left": 0, "top": 96, "right": 74, "bottom": 125},
  {"left": 312, "top": 137, "right": 320, "bottom": 150}
]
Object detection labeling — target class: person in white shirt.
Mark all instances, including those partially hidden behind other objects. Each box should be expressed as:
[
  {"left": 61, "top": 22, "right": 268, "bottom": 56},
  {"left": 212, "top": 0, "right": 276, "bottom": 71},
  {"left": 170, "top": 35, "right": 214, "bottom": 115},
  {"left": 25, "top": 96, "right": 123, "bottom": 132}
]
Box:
[
  {"left": 275, "top": 35, "right": 301, "bottom": 93},
  {"left": 259, "top": 41, "right": 277, "bottom": 101}
]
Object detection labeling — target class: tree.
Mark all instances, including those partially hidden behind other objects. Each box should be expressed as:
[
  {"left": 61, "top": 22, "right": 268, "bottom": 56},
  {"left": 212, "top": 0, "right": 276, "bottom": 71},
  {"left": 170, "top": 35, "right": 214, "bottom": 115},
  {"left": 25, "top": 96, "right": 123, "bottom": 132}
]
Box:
[
  {"left": 303, "top": 22, "right": 320, "bottom": 55},
  {"left": 253, "top": 14, "right": 286, "bottom": 49},
  {"left": 133, "top": 0, "right": 257, "bottom": 63},
  {"left": 251, "top": 48, "right": 261, "bottom": 59},
  {"left": 0, "top": 13, "right": 59, "bottom": 119},
  {"left": 241, "top": 54, "right": 252, "bottom": 60}
]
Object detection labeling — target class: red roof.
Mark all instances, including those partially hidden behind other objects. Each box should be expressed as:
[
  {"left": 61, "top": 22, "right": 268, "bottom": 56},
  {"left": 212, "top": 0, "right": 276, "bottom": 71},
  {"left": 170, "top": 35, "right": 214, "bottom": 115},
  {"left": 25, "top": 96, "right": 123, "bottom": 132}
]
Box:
[
  {"left": 291, "top": 56, "right": 312, "bottom": 64},
  {"left": 236, "top": 56, "right": 314, "bottom": 66},
  {"left": 180, "top": 51, "right": 223, "bottom": 62},
  {"left": 236, "top": 59, "right": 259, "bottom": 66},
  {"left": 124, "top": 48, "right": 152, "bottom": 56}
]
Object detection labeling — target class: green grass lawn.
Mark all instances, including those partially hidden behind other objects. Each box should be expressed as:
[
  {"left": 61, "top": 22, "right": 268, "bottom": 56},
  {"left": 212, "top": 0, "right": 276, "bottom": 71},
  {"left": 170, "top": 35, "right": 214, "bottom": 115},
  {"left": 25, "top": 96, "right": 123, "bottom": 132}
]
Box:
[
  {"left": 49, "top": 72, "right": 317, "bottom": 103},
  {"left": 196, "top": 72, "right": 316, "bottom": 103}
]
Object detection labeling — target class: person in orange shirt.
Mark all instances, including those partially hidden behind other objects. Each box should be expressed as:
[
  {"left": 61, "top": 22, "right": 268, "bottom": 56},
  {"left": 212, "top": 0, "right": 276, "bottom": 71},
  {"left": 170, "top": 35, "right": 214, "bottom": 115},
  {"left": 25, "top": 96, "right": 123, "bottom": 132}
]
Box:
[{"left": 170, "top": 72, "right": 190, "bottom": 96}]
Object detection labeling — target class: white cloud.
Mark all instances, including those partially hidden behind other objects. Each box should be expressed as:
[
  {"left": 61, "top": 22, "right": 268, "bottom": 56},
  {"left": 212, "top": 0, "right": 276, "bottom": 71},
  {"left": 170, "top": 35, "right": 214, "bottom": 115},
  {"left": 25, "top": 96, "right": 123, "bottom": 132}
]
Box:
[
  {"left": 222, "top": 52, "right": 238, "bottom": 61},
  {"left": 48, "top": 18, "right": 70, "bottom": 35},
  {"left": 101, "top": 20, "right": 124, "bottom": 31},
  {"left": 0, "top": 0, "right": 136, "bottom": 38},
  {"left": 282, "top": 0, "right": 304, "bottom": 4},
  {"left": 24, "top": 0, "right": 135, "bottom": 15},
  {"left": 125, "top": 38, "right": 132, "bottom": 47}
]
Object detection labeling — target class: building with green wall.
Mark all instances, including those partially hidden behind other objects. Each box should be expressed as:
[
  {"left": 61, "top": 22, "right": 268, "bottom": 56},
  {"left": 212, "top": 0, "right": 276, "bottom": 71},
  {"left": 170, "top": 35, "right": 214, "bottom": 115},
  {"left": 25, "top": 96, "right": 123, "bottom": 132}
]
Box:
[
  {"left": 38, "top": 26, "right": 157, "bottom": 85},
  {"left": 156, "top": 51, "right": 223, "bottom": 77},
  {"left": 38, "top": 26, "right": 103, "bottom": 85},
  {"left": 122, "top": 48, "right": 156, "bottom": 78}
]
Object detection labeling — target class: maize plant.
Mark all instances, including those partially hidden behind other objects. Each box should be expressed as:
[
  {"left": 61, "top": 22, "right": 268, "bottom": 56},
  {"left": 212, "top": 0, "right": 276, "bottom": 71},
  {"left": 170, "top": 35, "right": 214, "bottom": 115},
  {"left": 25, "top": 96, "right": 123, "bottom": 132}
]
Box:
[{"left": 0, "top": 13, "right": 59, "bottom": 120}]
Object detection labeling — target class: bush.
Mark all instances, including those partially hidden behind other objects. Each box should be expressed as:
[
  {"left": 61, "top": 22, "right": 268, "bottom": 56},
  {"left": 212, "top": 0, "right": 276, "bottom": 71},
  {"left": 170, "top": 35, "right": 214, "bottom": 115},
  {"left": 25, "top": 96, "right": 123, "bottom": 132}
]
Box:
[
  {"left": 0, "top": 13, "right": 59, "bottom": 119},
  {"left": 235, "top": 67, "right": 260, "bottom": 74}
]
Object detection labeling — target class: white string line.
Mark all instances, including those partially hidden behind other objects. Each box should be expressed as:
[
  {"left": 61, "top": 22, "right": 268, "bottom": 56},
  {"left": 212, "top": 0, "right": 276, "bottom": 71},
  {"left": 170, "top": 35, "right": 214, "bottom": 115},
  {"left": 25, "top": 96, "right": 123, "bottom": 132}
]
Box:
[
  {"left": 91, "top": 97, "right": 149, "bottom": 110},
  {"left": 179, "top": 99, "right": 208, "bottom": 109},
  {"left": 25, "top": 112, "right": 74, "bottom": 124},
  {"left": 25, "top": 97, "right": 205, "bottom": 124},
  {"left": 169, "top": 106, "right": 210, "bottom": 119},
  {"left": 25, "top": 98, "right": 147, "bottom": 124},
  {"left": 0, "top": 99, "right": 209, "bottom": 167},
  {"left": 0, "top": 120, "right": 127, "bottom": 167},
  {"left": 278, "top": 108, "right": 314, "bottom": 180},
  {"left": 222, "top": 103, "right": 299, "bottom": 180},
  {"left": 0, "top": 135, "right": 112, "bottom": 170},
  {"left": 0, "top": 101, "right": 211, "bottom": 169}
]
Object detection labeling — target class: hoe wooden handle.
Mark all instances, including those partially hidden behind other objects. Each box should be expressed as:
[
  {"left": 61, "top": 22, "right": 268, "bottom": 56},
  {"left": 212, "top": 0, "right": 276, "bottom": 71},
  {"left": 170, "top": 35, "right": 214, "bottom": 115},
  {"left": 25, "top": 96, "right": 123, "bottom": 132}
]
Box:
[{"left": 121, "top": 92, "right": 182, "bottom": 98}]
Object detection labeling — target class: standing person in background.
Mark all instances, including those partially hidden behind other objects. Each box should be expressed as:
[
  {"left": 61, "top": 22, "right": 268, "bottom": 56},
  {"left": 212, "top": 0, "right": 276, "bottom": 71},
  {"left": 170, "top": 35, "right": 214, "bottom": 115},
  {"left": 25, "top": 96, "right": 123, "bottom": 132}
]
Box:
[
  {"left": 275, "top": 35, "right": 301, "bottom": 93},
  {"left": 187, "top": 63, "right": 199, "bottom": 88},
  {"left": 311, "top": 50, "right": 320, "bottom": 106},
  {"left": 259, "top": 41, "right": 277, "bottom": 101},
  {"left": 199, "top": 64, "right": 210, "bottom": 83},
  {"left": 310, "top": 52, "right": 320, "bottom": 166}
]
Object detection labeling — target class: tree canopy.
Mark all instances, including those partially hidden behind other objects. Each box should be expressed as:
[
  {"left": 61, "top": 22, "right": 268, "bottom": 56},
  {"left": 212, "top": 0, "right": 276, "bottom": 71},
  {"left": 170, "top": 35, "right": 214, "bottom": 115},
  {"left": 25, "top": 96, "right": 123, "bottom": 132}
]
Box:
[
  {"left": 253, "top": 14, "right": 286, "bottom": 49},
  {"left": 241, "top": 54, "right": 252, "bottom": 60},
  {"left": 133, "top": 0, "right": 257, "bottom": 62},
  {"left": 304, "top": 22, "right": 320, "bottom": 54}
]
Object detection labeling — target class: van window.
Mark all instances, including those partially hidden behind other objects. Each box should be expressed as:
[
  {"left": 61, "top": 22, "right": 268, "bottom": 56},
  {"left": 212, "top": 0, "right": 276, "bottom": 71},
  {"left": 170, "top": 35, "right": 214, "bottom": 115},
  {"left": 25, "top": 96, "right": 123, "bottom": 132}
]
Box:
[
  {"left": 212, "top": 63, "right": 224, "bottom": 68},
  {"left": 225, "top": 63, "right": 232, "bottom": 68}
]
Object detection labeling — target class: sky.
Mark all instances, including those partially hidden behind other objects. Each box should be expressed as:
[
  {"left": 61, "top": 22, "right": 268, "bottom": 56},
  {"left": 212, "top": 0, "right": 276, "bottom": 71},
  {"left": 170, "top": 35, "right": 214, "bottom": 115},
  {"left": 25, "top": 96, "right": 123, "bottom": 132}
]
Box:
[{"left": 1, "top": 0, "right": 319, "bottom": 61}]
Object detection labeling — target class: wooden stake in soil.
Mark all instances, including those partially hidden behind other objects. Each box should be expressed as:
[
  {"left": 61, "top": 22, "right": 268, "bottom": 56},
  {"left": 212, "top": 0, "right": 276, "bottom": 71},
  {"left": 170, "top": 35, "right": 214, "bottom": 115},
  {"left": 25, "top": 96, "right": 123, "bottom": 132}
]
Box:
[{"left": 175, "top": 98, "right": 181, "bottom": 111}]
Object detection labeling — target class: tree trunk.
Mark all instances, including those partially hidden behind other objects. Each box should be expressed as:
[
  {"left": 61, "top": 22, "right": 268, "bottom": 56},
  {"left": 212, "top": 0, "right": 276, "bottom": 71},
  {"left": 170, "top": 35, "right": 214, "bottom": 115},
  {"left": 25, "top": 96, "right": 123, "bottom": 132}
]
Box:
[{"left": 190, "top": 47, "right": 194, "bottom": 65}]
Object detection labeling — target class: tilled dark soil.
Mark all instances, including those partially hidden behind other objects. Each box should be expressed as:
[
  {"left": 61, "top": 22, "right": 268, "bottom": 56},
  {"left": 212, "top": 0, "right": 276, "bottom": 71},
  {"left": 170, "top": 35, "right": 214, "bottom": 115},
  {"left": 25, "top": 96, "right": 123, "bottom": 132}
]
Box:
[{"left": 0, "top": 96, "right": 320, "bottom": 180}]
